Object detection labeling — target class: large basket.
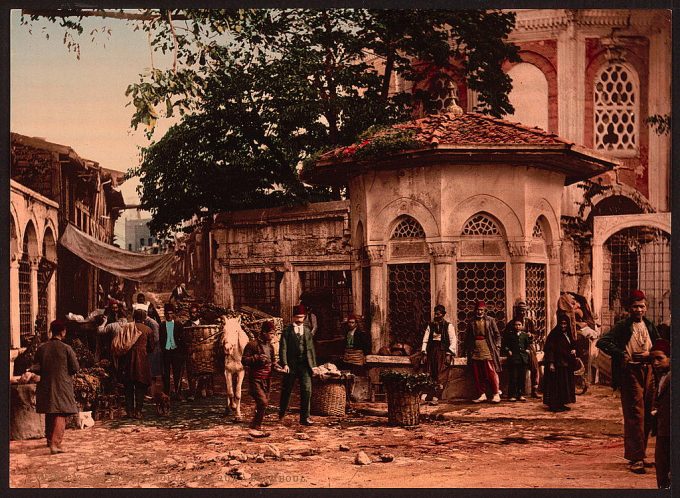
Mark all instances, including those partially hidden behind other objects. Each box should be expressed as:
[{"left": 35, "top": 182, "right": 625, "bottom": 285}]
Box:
[
  {"left": 384, "top": 384, "right": 421, "bottom": 426},
  {"left": 241, "top": 318, "right": 284, "bottom": 360},
  {"left": 183, "top": 325, "right": 223, "bottom": 375},
  {"left": 311, "top": 378, "right": 346, "bottom": 417}
]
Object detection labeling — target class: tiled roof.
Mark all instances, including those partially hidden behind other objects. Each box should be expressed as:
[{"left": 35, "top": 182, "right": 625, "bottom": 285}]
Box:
[
  {"left": 318, "top": 111, "right": 569, "bottom": 162},
  {"left": 396, "top": 111, "right": 569, "bottom": 146}
]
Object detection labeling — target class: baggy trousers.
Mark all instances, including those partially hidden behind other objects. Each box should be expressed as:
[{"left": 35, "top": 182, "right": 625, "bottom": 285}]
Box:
[
  {"left": 620, "top": 362, "right": 654, "bottom": 462},
  {"left": 471, "top": 359, "right": 500, "bottom": 397},
  {"left": 248, "top": 377, "right": 270, "bottom": 428},
  {"left": 279, "top": 368, "right": 312, "bottom": 422},
  {"left": 45, "top": 413, "right": 67, "bottom": 449}
]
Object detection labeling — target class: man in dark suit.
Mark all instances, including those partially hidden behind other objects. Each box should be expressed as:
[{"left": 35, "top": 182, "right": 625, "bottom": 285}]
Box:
[
  {"left": 278, "top": 304, "right": 317, "bottom": 426},
  {"left": 159, "top": 303, "right": 186, "bottom": 399},
  {"left": 501, "top": 319, "right": 531, "bottom": 401}
]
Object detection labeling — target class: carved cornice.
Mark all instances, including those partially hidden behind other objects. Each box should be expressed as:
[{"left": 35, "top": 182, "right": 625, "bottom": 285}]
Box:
[
  {"left": 427, "top": 242, "right": 458, "bottom": 263},
  {"left": 513, "top": 9, "right": 660, "bottom": 32},
  {"left": 363, "top": 245, "right": 386, "bottom": 266}
]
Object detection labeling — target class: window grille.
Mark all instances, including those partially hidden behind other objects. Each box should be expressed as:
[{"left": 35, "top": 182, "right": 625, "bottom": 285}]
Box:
[
  {"left": 37, "top": 259, "right": 49, "bottom": 329},
  {"left": 602, "top": 226, "right": 670, "bottom": 331},
  {"left": 456, "top": 263, "right": 506, "bottom": 352},
  {"left": 532, "top": 221, "right": 544, "bottom": 239},
  {"left": 391, "top": 216, "right": 426, "bottom": 239},
  {"left": 300, "top": 270, "right": 353, "bottom": 338},
  {"left": 231, "top": 272, "right": 282, "bottom": 317},
  {"left": 462, "top": 214, "right": 501, "bottom": 236},
  {"left": 388, "top": 263, "right": 431, "bottom": 348},
  {"left": 594, "top": 64, "right": 638, "bottom": 154},
  {"left": 525, "top": 263, "right": 547, "bottom": 347},
  {"left": 19, "top": 252, "right": 32, "bottom": 342}
]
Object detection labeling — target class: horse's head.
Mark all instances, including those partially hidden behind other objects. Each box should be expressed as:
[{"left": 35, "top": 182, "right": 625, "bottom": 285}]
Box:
[{"left": 221, "top": 315, "right": 248, "bottom": 356}]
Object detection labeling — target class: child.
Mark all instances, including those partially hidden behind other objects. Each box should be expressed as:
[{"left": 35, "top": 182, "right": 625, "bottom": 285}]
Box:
[
  {"left": 650, "top": 338, "right": 671, "bottom": 489},
  {"left": 241, "top": 321, "right": 278, "bottom": 431},
  {"left": 501, "top": 319, "right": 531, "bottom": 401}
]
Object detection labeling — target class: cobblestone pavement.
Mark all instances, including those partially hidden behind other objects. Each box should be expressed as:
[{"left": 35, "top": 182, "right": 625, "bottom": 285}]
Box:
[{"left": 9, "top": 382, "right": 659, "bottom": 489}]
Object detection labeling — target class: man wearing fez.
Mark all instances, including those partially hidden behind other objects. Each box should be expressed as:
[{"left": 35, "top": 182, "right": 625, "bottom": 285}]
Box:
[
  {"left": 464, "top": 301, "right": 502, "bottom": 403},
  {"left": 649, "top": 338, "right": 671, "bottom": 489},
  {"left": 242, "top": 321, "right": 278, "bottom": 431},
  {"left": 597, "top": 290, "right": 660, "bottom": 474},
  {"left": 420, "top": 305, "right": 457, "bottom": 399},
  {"left": 278, "top": 304, "right": 317, "bottom": 426}
]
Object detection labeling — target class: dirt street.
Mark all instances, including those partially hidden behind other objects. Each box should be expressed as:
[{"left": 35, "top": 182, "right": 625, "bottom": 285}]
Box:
[{"left": 10, "top": 383, "right": 659, "bottom": 489}]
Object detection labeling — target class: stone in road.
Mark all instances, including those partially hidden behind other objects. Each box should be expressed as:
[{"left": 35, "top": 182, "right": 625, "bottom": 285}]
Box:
[{"left": 9, "top": 384, "right": 658, "bottom": 488}]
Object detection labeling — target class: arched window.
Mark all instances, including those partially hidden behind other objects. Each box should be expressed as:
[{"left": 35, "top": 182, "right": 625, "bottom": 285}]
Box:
[
  {"left": 532, "top": 220, "right": 544, "bottom": 239},
  {"left": 594, "top": 63, "right": 639, "bottom": 156},
  {"left": 506, "top": 63, "right": 549, "bottom": 131},
  {"left": 462, "top": 214, "right": 501, "bottom": 236},
  {"left": 391, "top": 216, "right": 426, "bottom": 239}
]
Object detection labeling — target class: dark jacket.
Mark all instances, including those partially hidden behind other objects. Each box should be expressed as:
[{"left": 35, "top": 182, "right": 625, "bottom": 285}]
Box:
[
  {"left": 543, "top": 326, "right": 575, "bottom": 368},
  {"left": 464, "top": 315, "right": 502, "bottom": 372},
  {"left": 344, "top": 327, "right": 371, "bottom": 355},
  {"left": 159, "top": 320, "right": 185, "bottom": 353},
  {"left": 117, "top": 322, "right": 155, "bottom": 385},
  {"left": 501, "top": 329, "right": 531, "bottom": 365},
  {"left": 596, "top": 316, "right": 659, "bottom": 389},
  {"left": 654, "top": 371, "right": 671, "bottom": 437},
  {"left": 33, "top": 338, "right": 80, "bottom": 414},
  {"left": 242, "top": 339, "right": 276, "bottom": 379},
  {"left": 278, "top": 323, "right": 317, "bottom": 373}
]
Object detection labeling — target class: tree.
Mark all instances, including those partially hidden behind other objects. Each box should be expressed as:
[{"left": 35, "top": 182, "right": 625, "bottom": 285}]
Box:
[{"left": 22, "top": 9, "right": 520, "bottom": 236}]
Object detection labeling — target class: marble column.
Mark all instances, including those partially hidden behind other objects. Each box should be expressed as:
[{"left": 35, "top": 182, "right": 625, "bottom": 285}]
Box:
[
  {"left": 427, "top": 242, "right": 458, "bottom": 320},
  {"left": 507, "top": 240, "right": 532, "bottom": 313},
  {"left": 365, "top": 244, "right": 386, "bottom": 353},
  {"left": 547, "top": 241, "right": 562, "bottom": 330},
  {"left": 29, "top": 258, "right": 40, "bottom": 337}
]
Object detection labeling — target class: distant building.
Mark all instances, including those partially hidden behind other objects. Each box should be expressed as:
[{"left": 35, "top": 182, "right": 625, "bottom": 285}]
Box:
[{"left": 125, "top": 214, "right": 153, "bottom": 252}]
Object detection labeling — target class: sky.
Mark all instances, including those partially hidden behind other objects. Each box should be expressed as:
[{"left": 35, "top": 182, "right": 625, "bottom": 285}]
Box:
[{"left": 10, "top": 10, "right": 176, "bottom": 245}]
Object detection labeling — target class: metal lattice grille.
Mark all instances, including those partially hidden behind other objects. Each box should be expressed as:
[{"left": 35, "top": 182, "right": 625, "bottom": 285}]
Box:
[
  {"left": 388, "top": 264, "right": 431, "bottom": 348},
  {"left": 300, "top": 270, "right": 353, "bottom": 337},
  {"left": 602, "top": 226, "right": 671, "bottom": 330},
  {"left": 525, "top": 263, "right": 547, "bottom": 346},
  {"left": 456, "top": 263, "right": 506, "bottom": 352},
  {"left": 362, "top": 266, "right": 371, "bottom": 332},
  {"left": 462, "top": 215, "right": 501, "bottom": 236},
  {"left": 391, "top": 216, "right": 426, "bottom": 239},
  {"left": 231, "top": 272, "right": 281, "bottom": 316},
  {"left": 37, "top": 259, "right": 50, "bottom": 328},
  {"left": 594, "top": 64, "right": 638, "bottom": 153},
  {"left": 19, "top": 255, "right": 32, "bottom": 339}
]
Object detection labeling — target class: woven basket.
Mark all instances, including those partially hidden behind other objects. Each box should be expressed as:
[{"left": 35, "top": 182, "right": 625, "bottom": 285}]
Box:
[
  {"left": 311, "top": 378, "right": 346, "bottom": 417},
  {"left": 241, "top": 318, "right": 284, "bottom": 361},
  {"left": 183, "top": 325, "right": 223, "bottom": 375},
  {"left": 384, "top": 383, "right": 421, "bottom": 426}
]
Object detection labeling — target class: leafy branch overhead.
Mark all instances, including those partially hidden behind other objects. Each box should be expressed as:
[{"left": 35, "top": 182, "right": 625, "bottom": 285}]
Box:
[{"left": 24, "top": 9, "right": 520, "bottom": 237}]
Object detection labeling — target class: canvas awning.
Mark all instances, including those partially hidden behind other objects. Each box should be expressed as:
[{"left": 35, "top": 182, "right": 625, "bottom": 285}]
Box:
[{"left": 59, "top": 223, "right": 177, "bottom": 282}]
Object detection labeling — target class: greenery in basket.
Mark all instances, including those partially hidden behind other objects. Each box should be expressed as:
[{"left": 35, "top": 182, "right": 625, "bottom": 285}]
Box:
[{"left": 380, "top": 370, "right": 435, "bottom": 394}]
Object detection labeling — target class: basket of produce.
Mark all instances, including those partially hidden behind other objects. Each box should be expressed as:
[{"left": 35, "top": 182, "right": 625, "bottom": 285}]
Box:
[
  {"left": 380, "top": 371, "right": 435, "bottom": 426},
  {"left": 183, "top": 325, "right": 223, "bottom": 375},
  {"left": 310, "top": 363, "right": 352, "bottom": 417}
]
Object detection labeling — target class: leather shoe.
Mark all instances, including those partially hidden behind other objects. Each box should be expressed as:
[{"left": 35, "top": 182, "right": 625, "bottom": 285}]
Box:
[
  {"left": 629, "top": 460, "right": 646, "bottom": 474},
  {"left": 49, "top": 446, "right": 65, "bottom": 455},
  {"left": 300, "top": 418, "right": 314, "bottom": 426}
]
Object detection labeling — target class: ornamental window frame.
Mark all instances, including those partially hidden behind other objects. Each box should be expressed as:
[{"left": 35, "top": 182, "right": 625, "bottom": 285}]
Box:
[
  {"left": 593, "top": 62, "right": 640, "bottom": 158},
  {"left": 390, "top": 215, "right": 426, "bottom": 240},
  {"left": 461, "top": 213, "right": 503, "bottom": 238}
]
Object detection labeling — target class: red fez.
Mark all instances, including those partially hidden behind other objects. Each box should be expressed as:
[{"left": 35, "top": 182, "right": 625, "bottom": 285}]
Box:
[
  {"left": 629, "top": 290, "right": 646, "bottom": 303},
  {"left": 476, "top": 300, "right": 486, "bottom": 309},
  {"left": 651, "top": 339, "right": 671, "bottom": 357},
  {"left": 348, "top": 314, "right": 358, "bottom": 321},
  {"left": 292, "top": 304, "right": 306, "bottom": 316},
  {"left": 260, "top": 321, "right": 275, "bottom": 333}
]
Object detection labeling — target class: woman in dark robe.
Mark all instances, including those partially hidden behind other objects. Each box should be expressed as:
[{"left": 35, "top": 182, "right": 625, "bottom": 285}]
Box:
[{"left": 543, "top": 314, "right": 577, "bottom": 412}]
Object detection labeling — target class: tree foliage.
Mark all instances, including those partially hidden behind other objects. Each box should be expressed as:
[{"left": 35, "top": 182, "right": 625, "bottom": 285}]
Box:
[{"left": 23, "top": 9, "right": 519, "bottom": 236}]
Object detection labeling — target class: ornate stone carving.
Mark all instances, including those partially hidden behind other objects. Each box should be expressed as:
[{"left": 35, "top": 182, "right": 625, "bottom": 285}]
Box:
[
  {"left": 507, "top": 241, "right": 532, "bottom": 257},
  {"left": 363, "top": 245, "right": 386, "bottom": 266},
  {"left": 547, "top": 241, "right": 562, "bottom": 260},
  {"left": 427, "top": 242, "right": 458, "bottom": 262}
]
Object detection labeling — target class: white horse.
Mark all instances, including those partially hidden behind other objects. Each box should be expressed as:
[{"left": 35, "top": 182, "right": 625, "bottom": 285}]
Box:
[{"left": 220, "top": 315, "right": 250, "bottom": 421}]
